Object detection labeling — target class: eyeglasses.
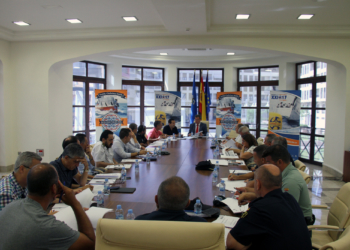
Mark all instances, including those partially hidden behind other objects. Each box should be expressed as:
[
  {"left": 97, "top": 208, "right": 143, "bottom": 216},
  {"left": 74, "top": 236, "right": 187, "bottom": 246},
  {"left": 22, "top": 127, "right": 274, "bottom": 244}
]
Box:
[
  {"left": 22, "top": 165, "right": 31, "bottom": 169},
  {"left": 68, "top": 156, "right": 82, "bottom": 164}
]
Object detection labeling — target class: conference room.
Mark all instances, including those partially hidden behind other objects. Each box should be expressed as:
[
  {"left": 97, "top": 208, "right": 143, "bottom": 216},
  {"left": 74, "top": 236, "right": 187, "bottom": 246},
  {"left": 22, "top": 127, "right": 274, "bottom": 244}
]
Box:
[{"left": 1, "top": 0, "right": 350, "bottom": 249}]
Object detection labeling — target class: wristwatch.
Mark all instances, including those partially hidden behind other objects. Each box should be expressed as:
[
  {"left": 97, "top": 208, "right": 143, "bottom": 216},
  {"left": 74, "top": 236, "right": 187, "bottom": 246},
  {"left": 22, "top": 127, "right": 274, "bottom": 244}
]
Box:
[{"left": 137, "top": 151, "right": 140, "bottom": 155}]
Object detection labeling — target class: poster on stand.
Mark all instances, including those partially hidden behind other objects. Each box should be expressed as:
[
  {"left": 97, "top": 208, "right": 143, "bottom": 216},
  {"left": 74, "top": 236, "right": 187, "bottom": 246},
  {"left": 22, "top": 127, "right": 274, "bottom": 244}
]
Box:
[
  {"left": 216, "top": 92, "right": 242, "bottom": 137},
  {"left": 155, "top": 91, "right": 181, "bottom": 133},
  {"left": 268, "top": 90, "right": 301, "bottom": 160},
  {"left": 95, "top": 90, "right": 128, "bottom": 139}
]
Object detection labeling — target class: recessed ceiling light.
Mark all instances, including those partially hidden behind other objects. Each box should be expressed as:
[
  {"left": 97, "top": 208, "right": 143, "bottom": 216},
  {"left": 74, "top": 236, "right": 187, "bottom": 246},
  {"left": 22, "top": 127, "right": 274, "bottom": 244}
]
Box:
[
  {"left": 236, "top": 14, "right": 250, "bottom": 20},
  {"left": 66, "top": 19, "right": 82, "bottom": 24},
  {"left": 227, "top": 52, "right": 235, "bottom": 55},
  {"left": 13, "top": 21, "right": 30, "bottom": 26},
  {"left": 265, "top": 69, "right": 272, "bottom": 72},
  {"left": 123, "top": 16, "right": 138, "bottom": 22},
  {"left": 160, "top": 53, "right": 168, "bottom": 56},
  {"left": 152, "top": 72, "right": 157, "bottom": 74},
  {"left": 298, "top": 14, "right": 314, "bottom": 20}
]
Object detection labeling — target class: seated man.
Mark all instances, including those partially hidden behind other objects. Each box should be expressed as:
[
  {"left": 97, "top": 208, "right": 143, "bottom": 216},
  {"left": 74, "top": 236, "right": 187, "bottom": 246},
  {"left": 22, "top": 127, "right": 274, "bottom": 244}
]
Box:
[
  {"left": 0, "top": 163, "right": 95, "bottom": 250},
  {"left": 50, "top": 143, "right": 90, "bottom": 189},
  {"left": 188, "top": 115, "right": 207, "bottom": 136},
  {"left": 113, "top": 128, "right": 147, "bottom": 163},
  {"left": 0, "top": 152, "right": 41, "bottom": 211},
  {"left": 226, "top": 123, "right": 244, "bottom": 140},
  {"left": 228, "top": 145, "right": 267, "bottom": 181},
  {"left": 136, "top": 125, "right": 148, "bottom": 147},
  {"left": 163, "top": 118, "right": 179, "bottom": 137},
  {"left": 91, "top": 130, "right": 119, "bottom": 168},
  {"left": 129, "top": 123, "right": 146, "bottom": 150},
  {"left": 271, "top": 136, "right": 295, "bottom": 167},
  {"left": 227, "top": 165, "right": 311, "bottom": 250},
  {"left": 236, "top": 145, "right": 313, "bottom": 224},
  {"left": 147, "top": 121, "right": 167, "bottom": 141},
  {"left": 62, "top": 135, "right": 78, "bottom": 149},
  {"left": 263, "top": 133, "right": 276, "bottom": 147},
  {"left": 75, "top": 133, "right": 96, "bottom": 174},
  {"left": 135, "top": 176, "right": 206, "bottom": 222}
]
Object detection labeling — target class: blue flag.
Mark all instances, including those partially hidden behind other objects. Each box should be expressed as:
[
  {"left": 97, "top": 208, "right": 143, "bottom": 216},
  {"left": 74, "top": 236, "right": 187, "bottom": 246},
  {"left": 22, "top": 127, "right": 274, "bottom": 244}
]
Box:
[
  {"left": 190, "top": 71, "right": 197, "bottom": 124},
  {"left": 204, "top": 72, "right": 211, "bottom": 121}
]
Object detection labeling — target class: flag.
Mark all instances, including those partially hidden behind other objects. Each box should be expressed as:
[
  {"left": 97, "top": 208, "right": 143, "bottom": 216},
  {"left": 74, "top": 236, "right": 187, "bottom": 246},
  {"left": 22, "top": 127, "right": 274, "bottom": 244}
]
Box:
[
  {"left": 204, "top": 71, "right": 211, "bottom": 121},
  {"left": 199, "top": 71, "right": 207, "bottom": 120},
  {"left": 190, "top": 70, "right": 197, "bottom": 124}
]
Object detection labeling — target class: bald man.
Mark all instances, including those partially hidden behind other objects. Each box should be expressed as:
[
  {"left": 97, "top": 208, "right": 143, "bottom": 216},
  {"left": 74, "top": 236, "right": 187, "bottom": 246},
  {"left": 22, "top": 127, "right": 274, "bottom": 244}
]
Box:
[{"left": 227, "top": 165, "right": 311, "bottom": 250}]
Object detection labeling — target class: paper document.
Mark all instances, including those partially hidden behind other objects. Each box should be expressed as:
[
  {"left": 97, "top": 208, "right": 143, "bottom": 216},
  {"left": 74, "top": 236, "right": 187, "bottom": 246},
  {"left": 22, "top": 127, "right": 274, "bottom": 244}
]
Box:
[
  {"left": 150, "top": 141, "right": 164, "bottom": 146},
  {"left": 220, "top": 154, "right": 239, "bottom": 159},
  {"left": 221, "top": 198, "right": 249, "bottom": 213},
  {"left": 89, "top": 179, "right": 116, "bottom": 185},
  {"left": 208, "top": 159, "right": 229, "bottom": 166},
  {"left": 185, "top": 211, "right": 208, "bottom": 217},
  {"left": 228, "top": 160, "right": 245, "bottom": 165},
  {"left": 52, "top": 203, "right": 69, "bottom": 212},
  {"left": 105, "top": 164, "right": 132, "bottom": 170},
  {"left": 121, "top": 159, "right": 138, "bottom": 163},
  {"left": 220, "top": 139, "right": 236, "bottom": 149},
  {"left": 76, "top": 189, "right": 94, "bottom": 208},
  {"left": 145, "top": 147, "right": 156, "bottom": 152},
  {"left": 229, "top": 170, "right": 252, "bottom": 174},
  {"left": 212, "top": 215, "right": 240, "bottom": 245},
  {"left": 170, "top": 139, "right": 177, "bottom": 141},
  {"left": 217, "top": 178, "right": 247, "bottom": 191},
  {"left": 91, "top": 185, "right": 104, "bottom": 195},
  {"left": 94, "top": 173, "right": 121, "bottom": 179},
  {"left": 54, "top": 206, "right": 113, "bottom": 230}
]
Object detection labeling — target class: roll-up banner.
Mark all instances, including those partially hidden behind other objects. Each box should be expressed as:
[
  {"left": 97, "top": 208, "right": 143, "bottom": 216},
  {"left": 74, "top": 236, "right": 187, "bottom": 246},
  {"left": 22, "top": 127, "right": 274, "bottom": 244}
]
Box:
[
  {"left": 95, "top": 90, "right": 128, "bottom": 139},
  {"left": 155, "top": 91, "right": 181, "bottom": 133},
  {"left": 216, "top": 92, "right": 242, "bottom": 137},
  {"left": 268, "top": 90, "right": 301, "bottom": 160}
]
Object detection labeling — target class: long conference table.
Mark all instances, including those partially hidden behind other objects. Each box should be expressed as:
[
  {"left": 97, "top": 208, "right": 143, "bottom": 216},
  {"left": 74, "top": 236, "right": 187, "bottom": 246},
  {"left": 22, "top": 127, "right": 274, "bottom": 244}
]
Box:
[{"left": 102, "top": 138, "right": 244, "bottom": 220}]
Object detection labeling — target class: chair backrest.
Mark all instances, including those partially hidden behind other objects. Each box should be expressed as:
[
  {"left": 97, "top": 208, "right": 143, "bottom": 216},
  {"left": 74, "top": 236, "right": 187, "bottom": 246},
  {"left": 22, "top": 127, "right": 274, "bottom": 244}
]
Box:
[
  {"left": 89, "top": 143, "right": 95, "bottom": 152},
  {"left": 257, "top": 137, "right": 264, "bottom": 146},
  {"left": 328, "top": 183, "right": 350, "bottom": 241},
  {"left": 96, "top": 219, "right": 225, "bottom": 250},
  {"left": 320, "top": 225, "right": 350, "bottom": 250},
  {"left": 228, "top": 130, "right": 238, "bottom": 139},
  {"left": 295, "top": 160, "right": 306, "bottom": 172},
  {"left": 298, "top": 169, "right": 311, "bottom": 184},
  {"left": 201, "top": 121, "right": 209, "bottom": 133}
]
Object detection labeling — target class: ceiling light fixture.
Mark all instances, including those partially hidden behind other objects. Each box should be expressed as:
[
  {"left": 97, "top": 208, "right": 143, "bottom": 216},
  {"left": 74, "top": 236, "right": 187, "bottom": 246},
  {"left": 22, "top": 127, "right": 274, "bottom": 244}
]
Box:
[
  {"left": 123, "top": 16, "right": 138, "bottom": 22},
  {"left": 13, "top": 21, "right": 30, "bottom": 26},
  {"left": 160, "top": 53, "right": 168, "bottom": 55},
  {"left": 265, "top": 69, "right": 272, "bottom": 72},
  {"left": 236, "top": 14, "right": 250, "bottom": 20},
  {"left": 66, "top": 19, "right": 82, "bottom": 24},
  {"left": 227, "top": 52, "right": 235, "bottom": 55},
  {"left": 298, "top": 14, "right": 314, "bottom": 20}
]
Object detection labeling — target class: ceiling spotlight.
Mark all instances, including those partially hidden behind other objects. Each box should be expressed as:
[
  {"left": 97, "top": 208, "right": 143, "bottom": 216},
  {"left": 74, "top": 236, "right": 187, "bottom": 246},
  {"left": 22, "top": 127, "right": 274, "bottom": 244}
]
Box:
[
  {"left": 265, "top": 69, "right": 272, "bottom": 72},
  {"left": 298, "top": 14, "right": 314, "bottom": 20},
  {"left": 160, "top": 53, "right": 168, "bottom": 56},
  {"left": 227, "top": 52, "right": 235, "bottom": 55},
  {"left": 13, "top": 21, "right": 30, "bottom": 26},
  {"left": 236, "top": 14, "right": 250, "bottom": 20},
  {"left": 66, "top": 19, "right": 82, "bottom": 24},
  {"left": 123, "top": 16, "right": 138, "bottom": 22}
]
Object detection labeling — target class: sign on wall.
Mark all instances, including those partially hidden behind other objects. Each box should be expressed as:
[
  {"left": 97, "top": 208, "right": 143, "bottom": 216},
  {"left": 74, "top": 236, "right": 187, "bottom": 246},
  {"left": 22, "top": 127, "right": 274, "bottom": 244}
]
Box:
[
  {"left": 216, "top": 92, "right": 242, "bottom": 136},
  {"left": 268, "top": 90, "right": 301, "bottom": 160},
  {"left": 95, "top": 90, "right": 128, "bottom": 139},
  {"left": 155, "top": 91, "right": 181, "bottom": 132}
]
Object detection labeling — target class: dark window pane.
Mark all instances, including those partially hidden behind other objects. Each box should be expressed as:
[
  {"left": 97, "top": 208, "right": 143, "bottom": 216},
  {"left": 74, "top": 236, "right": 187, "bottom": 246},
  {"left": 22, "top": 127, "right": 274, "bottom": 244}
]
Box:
[
  {"left": 73, "top": 82, "right": 85, "bottom": 105},
  {"left": 73, "top": 107, "right": 85, "bottom": 131},
  {"left": 260, "top": 67, "right": 279, "bottom": 81},
  {"left": 88, "top": 63, "right": 105, "bottom": 78},
  {"left": 143, "top": 68, "right": 163, "bottom": 81},
  {"left": 122, "top": 67, "right": 141, "bottom": 80},
  {"left": 73, "top": 62, "right": 86, "bottom": 76}
]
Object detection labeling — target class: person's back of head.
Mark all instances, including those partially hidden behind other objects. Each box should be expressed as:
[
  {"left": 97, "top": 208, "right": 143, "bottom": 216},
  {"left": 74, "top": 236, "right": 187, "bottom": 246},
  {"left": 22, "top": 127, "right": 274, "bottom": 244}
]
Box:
[
  {"left": 75, "top": 133, "right": 87, "bottom": 145},
  {"left": 62, "top": 135, "right": 78, "bottom": 149},
  {"left": 265, "top": 134, "right": 277, "bottom": 146},
  {"left": 119, "top": 128, "right": 130, "bottom": 139},
  {"left": 61, "top": 143, "right": 85, "bottom": 159},
  {"left": 129, "top": 123, "right": 138, "bottom": 132},
  {"left": 242, "top": 133, "right": 257, "bottom": 147},
  {"left": 255, "top": 164, "right": 282, "bottom": 194},
  {"left": 14, "top": 152, "right": 42, "bottom": 173},
  {"left": 27, "top": 163, "right": 58, "bottom": 197},
  {"left": 100, "top": 130, "right": 113, "bottom": 142},
  {"left": 262, "top": 144, "right": 290, "bottom": 165},
  {"left": 137, "top": 125, "right": 146, "bottom": 134},
  {"left": 157, "top": 176, "right": 190, "bottom": 210},
  {"left": 253, "top": 145, "right": 268, "bottom": 159},
  {"left": 272, "top": 137, "right": 288, "bottom": 148},
  {"left": 238, "top": 126, "right": 249, "bottom": 135},
  {"left": 154, "top": 120, "right": 161, "bottom": 128}
]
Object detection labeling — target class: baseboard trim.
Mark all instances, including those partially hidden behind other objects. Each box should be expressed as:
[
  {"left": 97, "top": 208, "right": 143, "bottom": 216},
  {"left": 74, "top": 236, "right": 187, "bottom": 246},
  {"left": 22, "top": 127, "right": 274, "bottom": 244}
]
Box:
[
  {"left": 323, "top": 164, "right": 343, "bottom": 179},
  {"left": 0, "top": 164, "right": 14, "bottom": 173}
]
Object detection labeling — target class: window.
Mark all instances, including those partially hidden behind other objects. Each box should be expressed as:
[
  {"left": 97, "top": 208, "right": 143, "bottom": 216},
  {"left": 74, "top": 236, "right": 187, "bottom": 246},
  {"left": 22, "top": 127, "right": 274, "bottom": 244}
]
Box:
[
  {"left": 296, "top": 61, "right": 327, "bottom": 165},
  {"left": 122, "top": 66, "right": 164, "bottom": 130},
  {"left": 238, "top": 66, "right": 279, "bottom": 138},
  {"left": 73, "top": 61, "right": 106, "bottom": 144},
  {"left": 177, "top": 69, "right": 224, "bottom": 131}
]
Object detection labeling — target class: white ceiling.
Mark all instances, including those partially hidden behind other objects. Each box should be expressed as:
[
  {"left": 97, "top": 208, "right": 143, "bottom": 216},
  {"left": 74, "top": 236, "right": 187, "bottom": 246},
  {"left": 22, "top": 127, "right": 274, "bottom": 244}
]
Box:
[{"left": 0, "top": 0, "right": 350, "bottom": 42}]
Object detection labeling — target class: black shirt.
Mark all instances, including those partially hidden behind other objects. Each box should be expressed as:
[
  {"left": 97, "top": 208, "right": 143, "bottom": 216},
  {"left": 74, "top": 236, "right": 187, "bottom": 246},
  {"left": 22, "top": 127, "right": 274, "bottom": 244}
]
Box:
[
  {"left": 162, "top": 125, "right": 179, "bottom": 136},
  {"left": 230, "top": 189, "right": 311, "bottom": 250},
  {"left": 135, "top": 209, "right": 207, "bottom": 222},
  {"left": 136, "top": 133, "right": 147, "bottom": 144},
  {"left": 50, "top": 157, "right": 78, "bottom": 188}
]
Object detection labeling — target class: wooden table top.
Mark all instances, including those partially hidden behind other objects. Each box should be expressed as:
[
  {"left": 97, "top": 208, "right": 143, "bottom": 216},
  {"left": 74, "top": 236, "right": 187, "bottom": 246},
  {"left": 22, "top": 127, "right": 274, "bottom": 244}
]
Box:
[{"left": 102, "top": 138, "right": 245, "bottom": 219}]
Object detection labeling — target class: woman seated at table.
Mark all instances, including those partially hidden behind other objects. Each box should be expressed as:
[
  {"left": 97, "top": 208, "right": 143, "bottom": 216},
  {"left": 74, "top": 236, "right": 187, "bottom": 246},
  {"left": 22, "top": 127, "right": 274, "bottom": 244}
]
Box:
[
  {"left": 226, "top": 133, "right": 257, "bottom": 169},
  {"left": 136, "top": 125, "right": 148, "bottom": 147}
]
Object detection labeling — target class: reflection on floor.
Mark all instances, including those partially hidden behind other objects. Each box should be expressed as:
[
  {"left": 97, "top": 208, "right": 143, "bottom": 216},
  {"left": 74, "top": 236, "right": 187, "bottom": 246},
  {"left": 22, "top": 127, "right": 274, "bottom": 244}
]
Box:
[{"left": 305, "top": 163, "right": 345, "bottom": 226}]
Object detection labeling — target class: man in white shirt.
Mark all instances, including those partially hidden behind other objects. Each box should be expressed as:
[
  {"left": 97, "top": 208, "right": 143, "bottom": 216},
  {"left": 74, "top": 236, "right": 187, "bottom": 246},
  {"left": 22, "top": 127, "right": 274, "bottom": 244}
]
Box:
[
  {"left": 91, "top": 130, "right": 119, "bottom": 168},
  {"left": 129, "top": 123, "right": 146, "bottom": 150}
]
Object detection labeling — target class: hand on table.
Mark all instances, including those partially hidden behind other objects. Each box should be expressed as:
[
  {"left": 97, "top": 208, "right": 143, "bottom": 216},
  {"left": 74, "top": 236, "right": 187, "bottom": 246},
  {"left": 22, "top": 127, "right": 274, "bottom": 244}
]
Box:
[
  {"left": 228, "top": 174, "right": 240, "bottom": 181},
  {"left": 237, "top": 192, "right": 256, "bottom": 206},
  {"left": 139, "top": 150, "right": 147, "bottom": 155}
]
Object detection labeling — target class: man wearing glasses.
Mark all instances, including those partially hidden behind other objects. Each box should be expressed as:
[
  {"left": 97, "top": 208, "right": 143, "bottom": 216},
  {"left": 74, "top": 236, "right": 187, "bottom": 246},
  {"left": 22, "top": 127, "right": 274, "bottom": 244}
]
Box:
[{"left": 0, "top": 152, "right": 42, "bottom": 211}]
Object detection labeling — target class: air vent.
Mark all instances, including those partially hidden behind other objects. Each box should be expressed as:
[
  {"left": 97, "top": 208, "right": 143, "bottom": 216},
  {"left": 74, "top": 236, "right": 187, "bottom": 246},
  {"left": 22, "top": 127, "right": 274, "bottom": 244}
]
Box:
[{"left": 186, "top": 48, "right": 207, "bottom": 51}]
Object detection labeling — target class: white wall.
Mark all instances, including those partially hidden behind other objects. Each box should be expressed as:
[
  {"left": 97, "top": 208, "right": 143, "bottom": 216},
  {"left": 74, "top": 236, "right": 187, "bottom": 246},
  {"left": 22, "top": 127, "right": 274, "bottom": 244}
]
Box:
[{"left": 0, "top": 36, "right": 349, "bottom": 173}]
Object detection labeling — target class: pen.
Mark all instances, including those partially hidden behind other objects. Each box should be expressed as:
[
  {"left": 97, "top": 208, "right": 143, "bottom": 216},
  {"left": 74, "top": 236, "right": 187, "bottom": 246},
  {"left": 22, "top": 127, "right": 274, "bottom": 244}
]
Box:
[
  {"left": 225, "top": 226, "right": 233, "bottom": 229},
  {"left": 59, "top": 181, "right": 65, "bottom": 203}
]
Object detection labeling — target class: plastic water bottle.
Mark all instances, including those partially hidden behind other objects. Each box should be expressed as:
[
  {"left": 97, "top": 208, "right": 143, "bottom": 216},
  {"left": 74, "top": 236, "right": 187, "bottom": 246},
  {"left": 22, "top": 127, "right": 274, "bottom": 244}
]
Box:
[
  {"left": 158, "top": 146, "right": 162, "bottom": 156},
  {"left": 96, "top": 191, "right": 104, "bottom": 207},
  {"left": 121, "top": 167, "right": 126, "bottom": 181},
  {"left": 115, "top": 205, "right": 124, "bottom": 220},
  {"left": 103, "top": 178, "right": 109, "bottom": 194},
  {"left": 146, "top": 152, "right": 150, "bottom": 163},
  {"left": 215, "top": 161, "right": 220, "bottom": 174},
  {"left": 215, "top": 134, "right": 218, "bottom": 145},
  {"left": 194, "top": 199, "right": 202, "bottom": 214},
  {"left": 215, "top": 145, "right": 220, "bottom": 159},
  {"left": 135, "top": 159, "right": 139, "bottom": 173},
  {"left": 126, "top": 209, "right": 135, "bottom": 220},
  {"left": 219, "top": 180, "right": 226, "bottom": 197},
  {"left": 212, "top": 167, "right": 218, "bottom": 184},
  {"left": 162, "top": 142, "right": 166, "bottom": 150},
  {"left": 173, "top": 133, "right": 175, "bottom": 139}
]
